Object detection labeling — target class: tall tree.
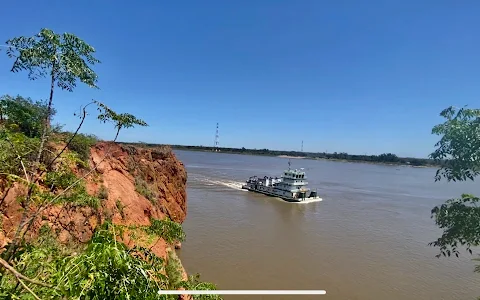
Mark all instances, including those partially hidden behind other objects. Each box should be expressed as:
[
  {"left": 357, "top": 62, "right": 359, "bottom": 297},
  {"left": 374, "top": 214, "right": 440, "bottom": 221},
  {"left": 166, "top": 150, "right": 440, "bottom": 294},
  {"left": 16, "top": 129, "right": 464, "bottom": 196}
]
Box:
[
  {"left": 3, "top": 28, "right": 100, "bottom": 164},
  {"left": 429, "top": 106, "right": 480, "bottom": 258}
]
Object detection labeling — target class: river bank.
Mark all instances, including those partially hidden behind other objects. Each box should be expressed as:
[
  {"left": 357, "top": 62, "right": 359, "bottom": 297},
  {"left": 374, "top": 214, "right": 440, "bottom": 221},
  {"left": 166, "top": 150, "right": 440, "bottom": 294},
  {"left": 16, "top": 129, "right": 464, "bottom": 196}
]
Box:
[{"left": 162, "top": 145, "right": 438, "bottom": 169}]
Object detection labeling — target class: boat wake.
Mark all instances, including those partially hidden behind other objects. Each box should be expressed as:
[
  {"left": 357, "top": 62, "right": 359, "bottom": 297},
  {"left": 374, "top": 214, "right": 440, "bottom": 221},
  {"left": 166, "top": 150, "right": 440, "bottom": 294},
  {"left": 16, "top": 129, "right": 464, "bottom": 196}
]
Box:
[
  {"left": 206, "top": 179, "right": 246, "bottom": 191},
  {"left": 190, "top": 174, "right": 247, "bottom": 191}
]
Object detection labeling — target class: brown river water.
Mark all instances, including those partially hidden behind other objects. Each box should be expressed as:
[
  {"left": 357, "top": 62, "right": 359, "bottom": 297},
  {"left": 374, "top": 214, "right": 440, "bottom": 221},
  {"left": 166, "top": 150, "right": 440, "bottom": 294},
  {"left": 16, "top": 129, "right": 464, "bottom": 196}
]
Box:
[{"left": 174, "top": 150, "right": 480, "bottom": 300}]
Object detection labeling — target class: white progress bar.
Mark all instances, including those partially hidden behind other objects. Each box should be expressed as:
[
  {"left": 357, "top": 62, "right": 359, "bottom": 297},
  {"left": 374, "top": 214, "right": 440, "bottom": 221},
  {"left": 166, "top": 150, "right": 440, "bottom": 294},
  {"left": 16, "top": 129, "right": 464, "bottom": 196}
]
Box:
[{"left": 159, "top": 290, "right": 326, "bottom": 295}]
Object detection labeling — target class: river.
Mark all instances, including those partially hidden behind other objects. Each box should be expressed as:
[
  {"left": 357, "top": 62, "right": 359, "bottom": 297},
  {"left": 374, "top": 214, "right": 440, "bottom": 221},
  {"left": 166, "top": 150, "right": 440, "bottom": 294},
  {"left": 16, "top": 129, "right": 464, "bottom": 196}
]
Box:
[{"left": 175, "top": 150, "right": 480, "bottom": 300}]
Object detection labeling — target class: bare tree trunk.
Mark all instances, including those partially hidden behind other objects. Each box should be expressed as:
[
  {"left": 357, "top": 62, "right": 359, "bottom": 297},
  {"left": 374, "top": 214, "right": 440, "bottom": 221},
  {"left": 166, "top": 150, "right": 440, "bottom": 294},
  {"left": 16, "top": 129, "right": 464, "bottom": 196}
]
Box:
[{"left": 34, "top": 64, "right": 55, "bottom": 168}]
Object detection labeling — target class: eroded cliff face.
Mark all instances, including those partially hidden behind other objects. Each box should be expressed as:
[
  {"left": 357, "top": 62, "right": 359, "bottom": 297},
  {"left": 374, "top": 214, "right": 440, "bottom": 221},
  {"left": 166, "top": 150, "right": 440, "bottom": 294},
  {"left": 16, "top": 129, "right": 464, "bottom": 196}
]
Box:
[
  {"left": 0, "top": 142, "right": 188, "bottom": 263},
  {"left": 89, "top": 142, "right": 187, "bottom": 225}
]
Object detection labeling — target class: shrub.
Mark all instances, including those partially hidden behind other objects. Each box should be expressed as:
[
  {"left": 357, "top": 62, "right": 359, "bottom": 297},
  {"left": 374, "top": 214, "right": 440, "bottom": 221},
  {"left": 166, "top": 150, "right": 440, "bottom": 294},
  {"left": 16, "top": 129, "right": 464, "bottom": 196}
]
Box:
[
  {"left": 151, "top": 145, "right": 172, "bottom": 160},
  {"left": 66, "top": 133, "right": 97, "bottom": 162},
  {"left": 165, "top": 251, "right": 184, "bottom": 289},
  {"left": 182, "top": 273, "right": 222, "bottom": 300},
  {"left": 97, "top": 185, "right": 108, "bottom": 200},
  {"left": 0, "top": 130, "right": 40, "bottom": 176},
  {"left": 71, "top": 189, "right": 101, "bottom": 209},
  {"left": 135, "top": 177, "right": 157, "bottom": 203},
  {"left": 0, "top": 94, "right": 55, "bottom": 138},
  {"left": 0, "top": 225, "right": 179, "bottom": 299},
  {"left": 44, "top": 168, "right": 77, "bottom": 190},
  {"left": 147, "top": 217, "right": 186, "bottom": 244}
]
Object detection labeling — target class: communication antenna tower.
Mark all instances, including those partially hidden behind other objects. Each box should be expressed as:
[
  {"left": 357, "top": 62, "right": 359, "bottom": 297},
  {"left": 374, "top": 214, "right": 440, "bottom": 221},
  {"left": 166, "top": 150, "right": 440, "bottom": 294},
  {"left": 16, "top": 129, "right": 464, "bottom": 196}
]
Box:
[
  {"left": 213, "top": 123, "right": 219, "bottom": 152},
  {"left": 301, "top": 140, "right": 303, "bottom": 152}
]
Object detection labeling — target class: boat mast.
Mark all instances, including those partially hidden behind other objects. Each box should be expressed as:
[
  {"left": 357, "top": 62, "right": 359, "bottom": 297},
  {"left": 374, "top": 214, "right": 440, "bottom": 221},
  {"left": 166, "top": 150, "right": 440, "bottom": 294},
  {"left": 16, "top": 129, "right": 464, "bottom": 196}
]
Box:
[{"left": 288, "top": 159, "right": 291, "bottom": 170}]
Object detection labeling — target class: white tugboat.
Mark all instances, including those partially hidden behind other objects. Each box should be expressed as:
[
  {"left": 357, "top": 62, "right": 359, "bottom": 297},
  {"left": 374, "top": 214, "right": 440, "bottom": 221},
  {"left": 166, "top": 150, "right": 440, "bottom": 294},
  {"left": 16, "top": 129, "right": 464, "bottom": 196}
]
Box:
[{"left": 241, "top": 161, "right": 322, "bottom": 202}]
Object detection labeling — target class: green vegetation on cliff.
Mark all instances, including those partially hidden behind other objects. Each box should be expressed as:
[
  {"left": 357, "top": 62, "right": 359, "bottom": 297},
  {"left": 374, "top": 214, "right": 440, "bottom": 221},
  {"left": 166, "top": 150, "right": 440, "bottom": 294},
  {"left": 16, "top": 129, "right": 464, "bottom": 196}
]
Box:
[{"left": 0, "top": 28, "right": 220, "bottom": 299}]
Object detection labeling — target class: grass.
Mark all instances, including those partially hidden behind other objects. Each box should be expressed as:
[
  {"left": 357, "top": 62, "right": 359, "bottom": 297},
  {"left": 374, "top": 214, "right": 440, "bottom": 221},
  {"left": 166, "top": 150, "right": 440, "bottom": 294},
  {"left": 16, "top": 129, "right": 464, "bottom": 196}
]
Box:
[
  {"left": 134, "top": 177, "right": 157, "bottom": 203},
  {"left": 97, "top": 185, "right": 108, "bottom": 200},
  {"left": 65, "top": 132, "right": 98, "bottom": 162}
]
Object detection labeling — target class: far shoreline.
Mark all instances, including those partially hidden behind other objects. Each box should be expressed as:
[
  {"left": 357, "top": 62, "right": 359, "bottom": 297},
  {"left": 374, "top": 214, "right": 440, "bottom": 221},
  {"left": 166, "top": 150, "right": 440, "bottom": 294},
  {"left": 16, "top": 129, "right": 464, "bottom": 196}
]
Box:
[
  {"left": 118, "top": 142, "right": 439, "bottom": 169},
  {"left": 167, "top": 147, "right": 438, "bottom": 169}
]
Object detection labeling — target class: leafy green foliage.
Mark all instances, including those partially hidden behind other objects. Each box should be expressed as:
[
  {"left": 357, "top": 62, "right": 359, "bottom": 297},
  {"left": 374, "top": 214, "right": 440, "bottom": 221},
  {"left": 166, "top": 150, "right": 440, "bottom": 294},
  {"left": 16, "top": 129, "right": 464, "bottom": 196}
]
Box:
[
  {"left": 165, "top": 251, "right": 223, "bottom": 299},
  {"left": 0, "top": 94, "right": 54, "bottom": 138},
  {"left": 0, "top": 224, "right": 182, "bottom": 299},
  {"left": 182, "top": 274, "right": 222, "bottom": 300},
  {"left": 147, "top": 217, "right": 186, "bottom": 244},
  {"left": 65, "top": 132, "right": 97, "bottom": 162},
  {"left": 67, "top": 186, "right": 101, "bottom": 209},
  {"left": 0, "top": 130, "right": 40, "bottom": 176},
  {"left": 4, "top": 28, "right": 100, "bottom": 91},
  {"left": 0, "top": 224, "right": 219, "bottom": 299},
  {"left": 430, "top": 106, "right": 480, "bottom": 182},
  {"left": 55, "top": 227, "right": 172, "bottom": 299},
  {"left": 95, "top": 101, "right": 148, "bottom": 131},
  {"left": 165, "top": 251, "right": 184, "bottom": 289},
  {"left": 429, "top": 194, "right": 480, "bottom": 258},
  {"left": 44, "top": 167, "right": 100, "bottom": 209},
  {"left": 58, "top": 149, "right": 88, "bottom": 169},
  {"left": 44, "top": 168, "right": 77, "bottom": 190},
  {"left": 430, "top": 106, "right": 480, "bottom": 265}
]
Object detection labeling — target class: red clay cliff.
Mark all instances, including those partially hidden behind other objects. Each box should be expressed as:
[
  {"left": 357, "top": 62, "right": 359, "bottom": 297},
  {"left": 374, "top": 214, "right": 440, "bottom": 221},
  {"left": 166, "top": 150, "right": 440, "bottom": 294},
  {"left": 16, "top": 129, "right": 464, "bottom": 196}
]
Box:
[{"left": 0, "top": 142, "right": 188, "bottom": 262}]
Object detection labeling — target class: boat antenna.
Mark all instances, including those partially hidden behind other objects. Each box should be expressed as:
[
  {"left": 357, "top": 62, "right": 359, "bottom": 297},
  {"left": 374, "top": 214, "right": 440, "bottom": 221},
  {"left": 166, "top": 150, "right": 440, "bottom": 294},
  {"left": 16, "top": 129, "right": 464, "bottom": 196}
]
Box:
[{"left": 288, "top": 159, "right": 291, "bottom": 170}]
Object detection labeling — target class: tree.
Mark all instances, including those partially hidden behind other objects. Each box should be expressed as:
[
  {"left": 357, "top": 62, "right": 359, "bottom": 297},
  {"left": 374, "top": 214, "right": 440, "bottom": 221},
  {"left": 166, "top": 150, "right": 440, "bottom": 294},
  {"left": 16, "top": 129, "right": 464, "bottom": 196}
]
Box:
[
  {"left": 3, "top": 28, "right": 100, "bottom": 165},
  {"left": 429, "top": 106, "right": 480, "bottom": 258},
  {"left": 378, "top": 153, "right": 399, "bottom": 163},
  {"left": 0, "top": 94, "right": 55, "bottom": 138}
]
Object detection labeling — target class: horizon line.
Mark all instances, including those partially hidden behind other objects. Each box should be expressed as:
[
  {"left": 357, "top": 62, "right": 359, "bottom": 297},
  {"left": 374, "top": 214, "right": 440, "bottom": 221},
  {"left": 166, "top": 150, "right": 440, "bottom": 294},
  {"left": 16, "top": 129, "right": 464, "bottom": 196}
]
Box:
[{"left": 147, "top": 143, "right": 430, "bottom": 160}]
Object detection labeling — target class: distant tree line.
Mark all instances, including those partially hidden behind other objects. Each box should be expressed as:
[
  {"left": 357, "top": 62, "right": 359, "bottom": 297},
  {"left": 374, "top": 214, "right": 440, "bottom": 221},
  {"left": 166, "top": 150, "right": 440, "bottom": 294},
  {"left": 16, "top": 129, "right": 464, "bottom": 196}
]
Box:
[{"left": 123, "top": 143, "right": 437, "bottom": 167}]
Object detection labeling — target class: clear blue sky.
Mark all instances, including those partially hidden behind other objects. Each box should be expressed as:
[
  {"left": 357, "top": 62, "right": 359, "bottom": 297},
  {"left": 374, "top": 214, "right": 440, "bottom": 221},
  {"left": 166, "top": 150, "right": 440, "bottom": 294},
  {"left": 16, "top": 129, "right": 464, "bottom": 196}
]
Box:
[{"left": 1, "top": 1, "right": 479, "bottom": 158}]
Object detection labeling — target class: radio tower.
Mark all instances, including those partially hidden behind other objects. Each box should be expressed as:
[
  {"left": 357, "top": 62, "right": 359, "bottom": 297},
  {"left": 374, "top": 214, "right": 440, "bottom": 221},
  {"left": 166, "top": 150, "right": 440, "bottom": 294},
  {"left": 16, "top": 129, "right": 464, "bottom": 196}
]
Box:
[
  {"left": 213, "top": 123, "right": 219, "bottom": 152},
  {"left": 301, "top": 140, "right": 303, "bottom": 152}
]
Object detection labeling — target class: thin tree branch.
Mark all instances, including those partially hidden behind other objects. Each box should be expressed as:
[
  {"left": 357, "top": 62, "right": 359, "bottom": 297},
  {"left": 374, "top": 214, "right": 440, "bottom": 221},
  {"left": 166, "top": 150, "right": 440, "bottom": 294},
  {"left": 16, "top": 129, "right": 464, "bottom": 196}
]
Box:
[
  {"left": 35, "top": 102, "right": 92, "bottom": 181},
  {"left": 0, "top": 257, "right": 51, "bottom": 287},
  {"left": 17, "top": 278, "right": 42, "bottom": 300}
]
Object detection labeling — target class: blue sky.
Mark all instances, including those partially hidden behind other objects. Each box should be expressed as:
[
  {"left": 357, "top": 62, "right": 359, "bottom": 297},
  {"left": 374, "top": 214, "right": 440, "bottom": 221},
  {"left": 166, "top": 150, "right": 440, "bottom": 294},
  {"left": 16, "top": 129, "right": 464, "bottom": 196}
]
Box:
[{"left": 1, "top": 1, "right": 479, "bottom": 158}]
